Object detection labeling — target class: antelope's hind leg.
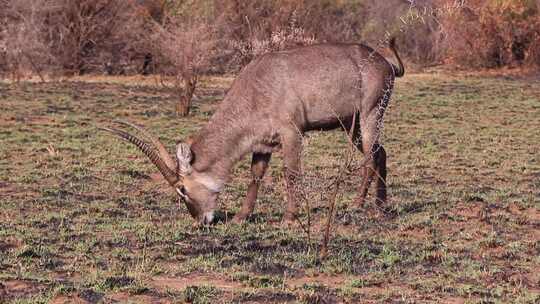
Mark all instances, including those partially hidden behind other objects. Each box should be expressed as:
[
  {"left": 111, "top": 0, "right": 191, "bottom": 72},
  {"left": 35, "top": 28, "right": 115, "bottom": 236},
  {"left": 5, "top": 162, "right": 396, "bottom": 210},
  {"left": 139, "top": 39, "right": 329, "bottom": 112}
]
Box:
[
  {"left": 232, "top": 153, "right": 271, "bottom": 223},
  {"left": 354, "top": 114, "right": 387, "bottom": 207}
]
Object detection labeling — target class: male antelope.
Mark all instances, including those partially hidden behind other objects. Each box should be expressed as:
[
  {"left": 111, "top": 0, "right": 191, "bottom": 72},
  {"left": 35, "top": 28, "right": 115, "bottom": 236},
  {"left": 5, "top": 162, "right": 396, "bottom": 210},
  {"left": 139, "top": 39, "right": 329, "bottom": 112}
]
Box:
[{"left": 102, "top": 38, "right": 404, "bottom": 225}]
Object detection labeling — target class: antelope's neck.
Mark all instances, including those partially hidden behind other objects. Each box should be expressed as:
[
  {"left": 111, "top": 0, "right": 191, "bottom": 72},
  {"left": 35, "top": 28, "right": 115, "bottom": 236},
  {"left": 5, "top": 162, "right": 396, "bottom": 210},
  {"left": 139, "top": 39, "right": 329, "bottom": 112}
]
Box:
[{"left": 189, "top": 117, "right": 254, "bottom": 190}]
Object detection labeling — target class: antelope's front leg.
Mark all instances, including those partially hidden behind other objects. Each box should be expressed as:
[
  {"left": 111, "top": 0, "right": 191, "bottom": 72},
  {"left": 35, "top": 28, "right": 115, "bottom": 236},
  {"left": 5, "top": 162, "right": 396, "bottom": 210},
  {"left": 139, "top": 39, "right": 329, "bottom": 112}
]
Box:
[
  {"left": 233, "top": 153, "right": 271, "bottom": 223},
  {"left": 281, "top": 130, "right": 303, "bottom": 222}
]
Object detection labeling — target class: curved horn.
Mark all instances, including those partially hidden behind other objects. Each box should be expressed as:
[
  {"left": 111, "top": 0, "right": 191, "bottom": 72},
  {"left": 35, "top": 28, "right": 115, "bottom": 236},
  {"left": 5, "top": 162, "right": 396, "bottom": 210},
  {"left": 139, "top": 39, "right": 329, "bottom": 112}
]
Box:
[
  {"left": 115, "top": 119, "right": 177, "bottom": 171},
  {"left": 99, "top": 126, "right": 179, "bottom": 187}
]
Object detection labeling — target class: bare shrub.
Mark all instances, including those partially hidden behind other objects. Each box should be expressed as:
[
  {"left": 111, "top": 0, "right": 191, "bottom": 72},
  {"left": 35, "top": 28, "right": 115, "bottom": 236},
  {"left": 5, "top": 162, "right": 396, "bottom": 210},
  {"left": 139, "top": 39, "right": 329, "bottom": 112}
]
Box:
[
  {"left": 150, "top": 11, "right": 220, "bottom": 116},
  {"left": 527, "top": 33, "right": 540, "bottom": 67},
  {"left": 0, "top": 0, "right": 157, "bottom": 79},
  {"left": 440, "top": 0, "right": 540, "bottom": 68},
  {"left": 219, "top": 0, "right": 367, "bottom": 69},
  {"left": 46, "top": 0, "right": 150, "bottom": 75},
  {"left": 124, "top": 0, "right": 165, "bottom": 75},
  {"left": 393, "top": 2, "right": 446, "bottom": 65},
  {"left": 0, "top": 0, "right": 56, "bottom": 81},
  {"left": 293, "top": 114, "right": 388, "bottom": 258},
  {"left": 2, "top": 0, "right": 538, "bottom": 79},
  {"left": 228, "top": 11, "right": 317, "bottom": 64}
]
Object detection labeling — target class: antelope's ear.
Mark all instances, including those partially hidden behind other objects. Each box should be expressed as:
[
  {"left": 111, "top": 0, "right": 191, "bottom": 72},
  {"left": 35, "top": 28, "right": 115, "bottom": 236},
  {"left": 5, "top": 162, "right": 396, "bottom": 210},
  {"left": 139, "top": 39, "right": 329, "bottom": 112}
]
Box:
[{"left": 176, "top": 142, "right": 193, "bottom": 175}]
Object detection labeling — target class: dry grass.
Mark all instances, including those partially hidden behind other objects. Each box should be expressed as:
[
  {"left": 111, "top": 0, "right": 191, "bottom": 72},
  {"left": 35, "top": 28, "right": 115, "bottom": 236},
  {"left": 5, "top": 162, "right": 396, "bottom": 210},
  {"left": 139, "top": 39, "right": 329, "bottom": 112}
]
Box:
[{"left": 0, "top": 73, "right": 539, "bottom": 303}]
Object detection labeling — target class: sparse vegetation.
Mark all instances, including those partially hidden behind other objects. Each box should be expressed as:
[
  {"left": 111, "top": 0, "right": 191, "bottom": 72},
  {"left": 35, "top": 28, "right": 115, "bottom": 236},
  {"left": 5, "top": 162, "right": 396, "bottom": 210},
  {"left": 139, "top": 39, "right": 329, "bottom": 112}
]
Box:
[
  {"left": 0, "top": 0, "right": 539, "bottom": 303},
  {"left": 0, "top": 72, "right": 538, "bottom": 303}
]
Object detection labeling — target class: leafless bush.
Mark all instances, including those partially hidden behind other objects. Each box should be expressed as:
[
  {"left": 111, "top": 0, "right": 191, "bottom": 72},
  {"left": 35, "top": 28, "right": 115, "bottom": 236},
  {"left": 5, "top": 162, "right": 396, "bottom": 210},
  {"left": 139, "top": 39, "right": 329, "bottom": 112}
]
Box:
[
  {"left": 0, "top": 0, "right": 57, "bottom": 81},
  {"left": 440, "top": 0, "right": 540, "bottom": 68},
  {"left": 2, "top": 0, "right": 539, "bottom": 80},
  {"left": 528, "top": 34, "right": 540, "bottom": 67},
  {"left": 150, "top": 13, "right": 220, "bottom": 116},
  {"left": 292, "top": 117, "right": 387, "bottom": 258},
  {"left": 219, "top": 0, "right": 366, "bottom": 69},
  {"left": 46, "top": 0, "right": 152, "bottom": 75},
  {"left": 228, "top": 11, "right": 317, "bottom": 64},
  {"left": 0, "top": 0, "right": 158, "bottom": 80}
]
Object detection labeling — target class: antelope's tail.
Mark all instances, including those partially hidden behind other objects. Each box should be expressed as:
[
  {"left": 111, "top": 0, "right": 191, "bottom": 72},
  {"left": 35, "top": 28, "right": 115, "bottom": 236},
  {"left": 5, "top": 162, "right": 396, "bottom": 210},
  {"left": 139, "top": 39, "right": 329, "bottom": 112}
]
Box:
[{"left": 389, "top": 37, "right": 405, "bottom": 78}]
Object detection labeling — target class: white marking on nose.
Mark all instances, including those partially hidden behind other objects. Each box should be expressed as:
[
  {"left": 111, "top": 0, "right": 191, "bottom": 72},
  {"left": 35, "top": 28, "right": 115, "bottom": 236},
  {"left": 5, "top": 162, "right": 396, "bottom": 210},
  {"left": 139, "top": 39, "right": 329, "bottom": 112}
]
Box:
[{"left": 202, "top": 211, "right": 215, "bottom": 225}]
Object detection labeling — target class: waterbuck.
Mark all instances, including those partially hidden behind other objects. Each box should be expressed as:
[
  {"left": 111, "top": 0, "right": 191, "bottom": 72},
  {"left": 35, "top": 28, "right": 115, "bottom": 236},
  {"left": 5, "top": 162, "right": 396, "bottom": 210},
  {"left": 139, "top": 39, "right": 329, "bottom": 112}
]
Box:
[{"left": 102, "top": 38, "right": 404, "bottom": 225}]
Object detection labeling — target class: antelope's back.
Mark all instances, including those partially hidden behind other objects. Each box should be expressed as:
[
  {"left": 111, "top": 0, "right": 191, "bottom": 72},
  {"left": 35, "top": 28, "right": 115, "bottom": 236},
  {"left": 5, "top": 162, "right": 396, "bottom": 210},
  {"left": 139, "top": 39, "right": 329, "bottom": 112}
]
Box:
[{"left": 228, "top": 44, "right": 394, "bottom": 131}]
